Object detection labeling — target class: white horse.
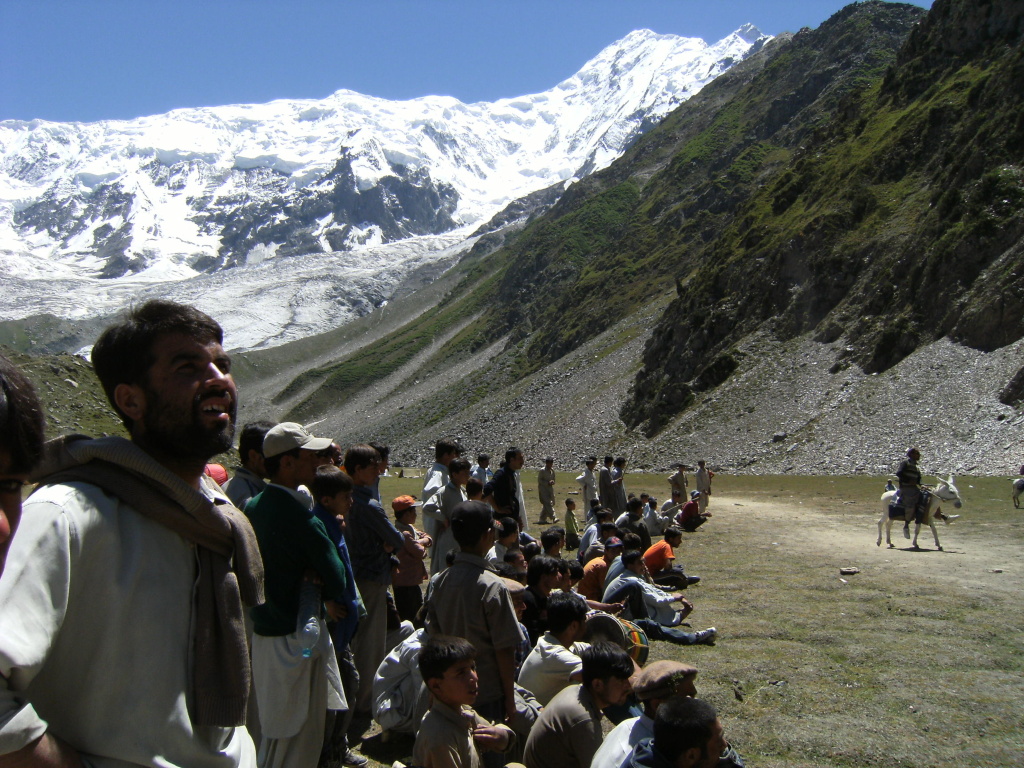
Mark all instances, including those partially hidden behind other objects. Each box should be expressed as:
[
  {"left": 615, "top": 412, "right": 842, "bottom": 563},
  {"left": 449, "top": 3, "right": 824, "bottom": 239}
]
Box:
[
  {"left": 877, "top": 475, "right": 963, "bottom": 550},
  {"left": 1012, "top": 478, "right": 1024, "bottom": 509}
]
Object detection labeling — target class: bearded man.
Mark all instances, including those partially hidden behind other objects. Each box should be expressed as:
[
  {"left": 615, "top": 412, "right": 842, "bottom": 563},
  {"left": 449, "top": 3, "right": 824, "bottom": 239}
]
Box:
[{"left": 0, "top": 300, "right": 263, "bottom": 768}]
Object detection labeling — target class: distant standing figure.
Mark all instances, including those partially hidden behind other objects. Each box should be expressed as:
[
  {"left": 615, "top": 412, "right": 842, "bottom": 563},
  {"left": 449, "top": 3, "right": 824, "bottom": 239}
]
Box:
[
  {"left": 667, "top": 463, "right": 688, "bottom": 498},
  {"left": 695, "top": 460, "right": 712, "bottom": 516},
  {"left": 471, "top": 453, "right": 493, "bottom": 485},
  {"left": 538, "top": 456, "right": 557, "bottom": 524},
  {"left": 611, "top": 456, "right": 628, "bottom": 516},
  {"left": 576, "top": 456, "right": 599, "bottom": 521},
  {"left": 598, "top": 456, "right": 615, "bottom": 510}
]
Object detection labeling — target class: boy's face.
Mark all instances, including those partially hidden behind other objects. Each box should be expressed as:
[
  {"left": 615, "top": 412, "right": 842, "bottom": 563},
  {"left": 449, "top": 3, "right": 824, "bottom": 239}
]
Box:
[
  {"left": 452, "top": 468, "right": 471, "bottom": 486},
  {"left": 321, "top": 490, "right": 353, "bottom": 519},
  {"left": 350, "top": 461, "right": 378, "bottom": 487},
  {"left": 429, "top": 657, "right": 479, "bottom": 707},
  {"left": 509, "top": 551, "right": 527, "bottom": 573},
  {"left": 398, "top": 508, "right": 416, "bottom": 526},
  {"left": 566, "top": 500, "right": 576, "bottom": 511}
]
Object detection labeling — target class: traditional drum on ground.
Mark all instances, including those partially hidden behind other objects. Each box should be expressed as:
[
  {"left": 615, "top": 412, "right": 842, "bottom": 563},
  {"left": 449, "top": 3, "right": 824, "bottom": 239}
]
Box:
[{"left": 582, "top": 611, "right": 649, "bottom": 666}]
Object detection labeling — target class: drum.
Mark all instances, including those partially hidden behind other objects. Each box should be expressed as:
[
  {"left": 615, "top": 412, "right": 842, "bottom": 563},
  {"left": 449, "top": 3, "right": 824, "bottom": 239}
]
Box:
[{"left": 583, "top": 611, "right": 650, "bottom": 666}]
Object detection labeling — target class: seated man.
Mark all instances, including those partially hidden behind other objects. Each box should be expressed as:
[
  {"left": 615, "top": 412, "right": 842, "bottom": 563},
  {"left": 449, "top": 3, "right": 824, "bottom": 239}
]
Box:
[
  {"left": 628, "top": 696, "right": 738, "bottom": 768},
  {"left": 517, "top": 591, "right": 590, "bottom": 705},
  {"left": 413, "top": 635, "right": 515, "bottom": 768},
  {"left": 577, "top": 537, "right": 624, "bottom": 601},
  {"left": 676, "top": 490, "right": 712, "bottom": 533},
  {"left": 604, "top": 552, "right": 716, "bottom": 646},
  {"left": 591, "top": 660, "right": 698, "bottom": 768},
  {"left": 643, "top": 527, "right": 700, "bottom": 590},
  {"left": 523, "top": 643, "right": 635, "bottom": 768}
]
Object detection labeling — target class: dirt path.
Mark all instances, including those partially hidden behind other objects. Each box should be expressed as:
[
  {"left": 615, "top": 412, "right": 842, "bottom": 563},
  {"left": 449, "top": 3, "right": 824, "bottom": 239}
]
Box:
[{"left": 710, "top": 492, "right": 1024, "bottom": 599}]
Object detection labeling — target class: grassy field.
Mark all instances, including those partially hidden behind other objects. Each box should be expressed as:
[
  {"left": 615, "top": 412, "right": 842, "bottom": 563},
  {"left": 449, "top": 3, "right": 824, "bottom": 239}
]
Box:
[{"left": 368, "top": 471, "right": 1024, "bottom": 768}]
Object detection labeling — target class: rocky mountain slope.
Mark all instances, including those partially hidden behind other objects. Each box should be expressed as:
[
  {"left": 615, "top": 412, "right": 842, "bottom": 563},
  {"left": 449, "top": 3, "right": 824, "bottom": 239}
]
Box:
[
  {"left": 0, "top": 27, "right": 768, "bottom": 350},
  {"left": 223, "top": 0, "right": 1024, "bottom": 476}
]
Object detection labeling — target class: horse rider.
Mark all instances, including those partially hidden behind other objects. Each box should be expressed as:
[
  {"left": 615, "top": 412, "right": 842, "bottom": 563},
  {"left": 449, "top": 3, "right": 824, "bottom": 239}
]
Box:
[{"left": 896, "top": 447, "right": 922, "bottom": 534}]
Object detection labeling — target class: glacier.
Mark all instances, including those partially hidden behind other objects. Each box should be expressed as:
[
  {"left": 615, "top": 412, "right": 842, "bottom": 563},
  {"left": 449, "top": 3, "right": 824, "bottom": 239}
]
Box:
[{"left": 0, "top": 26, "right": 769, "bottom": 350}]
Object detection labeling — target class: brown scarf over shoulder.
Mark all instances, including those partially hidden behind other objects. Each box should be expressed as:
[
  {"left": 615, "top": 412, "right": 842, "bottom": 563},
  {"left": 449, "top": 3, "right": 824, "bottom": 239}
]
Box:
[{"left": 31, "top": 435, "right": 265, "bottom": 727}]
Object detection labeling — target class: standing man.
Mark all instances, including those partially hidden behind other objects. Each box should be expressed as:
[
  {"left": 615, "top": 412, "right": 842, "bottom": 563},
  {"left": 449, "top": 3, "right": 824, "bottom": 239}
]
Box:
[
  {"left": 421, "top": 437, "right": 462, "bottom": 542},
  {"left": 694, "top": 460, "right": 712, "bottom": 516},
  {"left": 225, "top": 420, "right": 276, "bottom": 510},
  {"left": 598, "top": 455, "right": 615, "bottom": 510},
  {"left": 667, "top": 463, "right": 688, "bottom": 499},
  {"left": 611, "top": 457, "right": 628, "bottom": 516},
  {"left": 246, "top": 422, "right": 346, "bottom": 768},
  {"left": 471, "top": 453, "right": 493, "bottom": 485},
  {"left": 896, "top": 448, "right": 923, "bottom": 535},
  {"left": 0, "top": 300, "right": 263, "bottom": 768},
  {"left": 484, "top": 447, "right": 528, "bottom": 534},
  {"left": 575, "top": 456, "right": 599, "bottom": 523},
  {"left": 538, "top": 456, "right": 557, "bottom": 525},
  {"left": 345, "top": 444, "right": 406, "bottom": 715}
]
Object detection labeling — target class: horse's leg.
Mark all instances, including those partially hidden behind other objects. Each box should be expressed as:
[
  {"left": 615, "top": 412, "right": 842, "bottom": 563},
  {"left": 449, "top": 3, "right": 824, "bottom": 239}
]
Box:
[
  {"left": 885, "top": 518, "right": 895, "bottom": 548},
  {"left": 877, "top": 512, "right": 884, "bottom": 546},
  {"left": 930, "top": 522, "right": 942, "bottom": 550},
  {"left": 912, "top": 522, "right": 922, "bottom": 550}
]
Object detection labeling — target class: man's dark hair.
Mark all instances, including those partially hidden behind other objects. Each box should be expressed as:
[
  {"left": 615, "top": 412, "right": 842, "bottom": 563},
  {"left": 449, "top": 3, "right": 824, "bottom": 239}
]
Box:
[
  {"left": 521, "top": 541, "right": 541, "bottom": 561},
  {"left": 599, "top": 522, "right": 619, "bottom": 538},
  {"left": 564, "top": 497, "right": 575, "bottom": 507},
  {"left": 477, "top": 453, "right": 490, "bottom": 464},
  {"left": 238, "top": 421, "right": 276, "bottom": 465},
  {"left": 596, "top": 509, "right": 614, "bottom": 523},
  {"left": 466, "top": 477, "right": 484, "bottom": 498},
  {"left": 343, "top": 444, "right": 379, "bottom": 477},
  {"left": 450, "top": 500, "right": 495, "bottom": 547},
  {"left": 604, "top": 456, "right": 613, "bottom": 464},
  {"left": 496, "top": 516, "right": 519, "bottom": 538},
  {"left": 0, "top": 355, "right": 45, "bottom": 475},
  {"left": 653, "top": 697, "right": 719, "bottom": 763},
  {"left": 445, "top": 548, "right": 459, "bottom": 567},
  {"left": 418, "top": 635, "right": 476, "bottom": 682},
  {"left": 581, "top": 642, "right": 634, "bottom": 687},
  {"left": 368, "top": 442, "right": 390, "bottom": 462},
  {"left": 546, "top": 591, "right": 588, "bottom": 634},
  {"left": 586, "top": 456, "right": 597, "bottom": 464},
  {"left": 622, "top": 550, "right": 644, "bottom": 568},
  {"left": 567, "top": 559, "right": 584, "bottom": 581},
  {"left": 434, "top": 437, "right": 462, "bottom": 461},
  {"left": 503, "top": 549, "right": 524, "bottom": 565},
  {"left": 264, "top": 447, "right": 300, "bottom": 479},
  {"left": 448, "top": 457, "right": 471, "bottom": 476},
  {"left": 494, "top": 562, "right": 521, "bottom": 581},
  {"left": 310, "top": 465, "right": 353, "bottom": 500},
  {"left": 504, "top": 447, "right": 522, "bottom": 464},
  {"left": 627, "top": 497, "right": 644, "bottom": 513},
  {"left": 92, "top": 300, "right": 224, "bottom": 428},
  {"left": 663, "top": 526, "right": 683, "bottom": 541},
  {"left": 540, "top": 527, "right": 565, "bottom": 551},
  {"left": 614, "top": 456, "right": 627, "bottom": 467},
  {"left": 621, "top": 532, "right": 642, "bottom": 551},
  {"left": 526, "top": 554, "right": 560, "bottom": 587}
]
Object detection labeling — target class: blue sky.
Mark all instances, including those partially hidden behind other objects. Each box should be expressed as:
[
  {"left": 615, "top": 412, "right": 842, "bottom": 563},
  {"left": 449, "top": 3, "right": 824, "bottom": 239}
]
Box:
[{"left": 2, "top": 0, "right": 932, "bottom": 124}]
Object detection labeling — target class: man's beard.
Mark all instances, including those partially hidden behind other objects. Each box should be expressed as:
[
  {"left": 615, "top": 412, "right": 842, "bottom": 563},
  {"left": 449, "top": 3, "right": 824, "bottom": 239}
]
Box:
[{"left": 139, "top": 389, "right": 236, "bottom": 464}]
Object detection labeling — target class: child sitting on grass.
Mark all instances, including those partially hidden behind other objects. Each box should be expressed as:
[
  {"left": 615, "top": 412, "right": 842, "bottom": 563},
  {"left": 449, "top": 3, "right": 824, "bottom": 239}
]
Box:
[{"left": 414, "top": 635, "right": 516, "bottom": 768}]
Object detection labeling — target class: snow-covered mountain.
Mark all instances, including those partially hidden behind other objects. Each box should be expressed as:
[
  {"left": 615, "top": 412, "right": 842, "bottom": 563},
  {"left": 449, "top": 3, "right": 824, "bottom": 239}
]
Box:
[{"left": 0, "top": 26, "right": 769, "bottom": 350}]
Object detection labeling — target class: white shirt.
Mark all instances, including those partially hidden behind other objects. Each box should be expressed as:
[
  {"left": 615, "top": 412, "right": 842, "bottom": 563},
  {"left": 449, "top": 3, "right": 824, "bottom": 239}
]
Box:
[
  {"left": 590, "top": 714, "right": 653, "bottom": 768},
  {"left": 517, "top": 633, "right": 589, "bottom": 706}
]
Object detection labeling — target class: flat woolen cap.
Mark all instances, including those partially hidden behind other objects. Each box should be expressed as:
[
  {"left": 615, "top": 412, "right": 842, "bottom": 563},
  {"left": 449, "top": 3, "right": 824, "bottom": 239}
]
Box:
[
  {"left": 632, "top": 660, "right": 698, "bottom": 700},
  {"left": 263, "top": 422, "right": 333, "bottom": 458}
]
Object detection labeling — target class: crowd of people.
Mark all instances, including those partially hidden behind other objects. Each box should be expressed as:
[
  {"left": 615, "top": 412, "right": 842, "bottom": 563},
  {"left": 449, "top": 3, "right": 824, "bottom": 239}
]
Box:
[{"left": 0, "top": 299, "right": 737, "bottom": 768}]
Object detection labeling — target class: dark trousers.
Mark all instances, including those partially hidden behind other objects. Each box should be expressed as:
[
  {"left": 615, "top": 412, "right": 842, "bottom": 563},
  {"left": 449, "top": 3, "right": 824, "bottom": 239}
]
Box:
[
  {"left": 392, "top": 584, "right": 424, "bottom": 626},
  {"left": 321, "top": 636, "right": 359, "bottom": 762}
]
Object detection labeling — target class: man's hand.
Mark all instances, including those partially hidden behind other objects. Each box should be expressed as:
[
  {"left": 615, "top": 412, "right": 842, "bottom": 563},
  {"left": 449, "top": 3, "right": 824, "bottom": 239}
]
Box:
[
  {"left": 325, "top": 599, "right": 348, "bottom": 621},
  {"left": 473, "top": 725, "right": 510, "bottom": 752}
]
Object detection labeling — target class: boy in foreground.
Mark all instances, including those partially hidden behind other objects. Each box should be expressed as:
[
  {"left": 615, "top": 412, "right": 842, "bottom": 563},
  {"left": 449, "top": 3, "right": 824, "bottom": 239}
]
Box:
[{"left": 414, "top": 635, "right": 516, "bottom": 768}]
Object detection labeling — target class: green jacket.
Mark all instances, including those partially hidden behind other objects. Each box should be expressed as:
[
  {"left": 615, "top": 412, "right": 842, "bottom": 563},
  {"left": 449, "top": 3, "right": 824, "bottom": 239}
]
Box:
[{"left": 246, "top": 484, "right": 347, "bottom": 637}]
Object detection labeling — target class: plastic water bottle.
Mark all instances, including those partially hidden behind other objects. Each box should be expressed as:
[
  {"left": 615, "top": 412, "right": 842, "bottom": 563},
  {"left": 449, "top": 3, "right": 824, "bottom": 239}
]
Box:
[{"left": 296, "top": 581, "right": 321, "bottom": 658}]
